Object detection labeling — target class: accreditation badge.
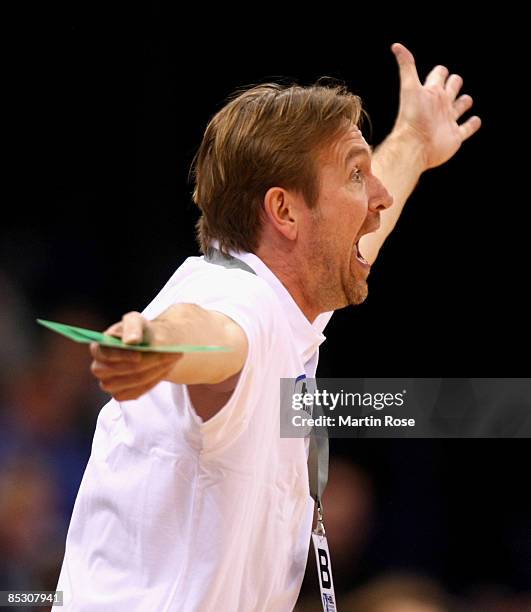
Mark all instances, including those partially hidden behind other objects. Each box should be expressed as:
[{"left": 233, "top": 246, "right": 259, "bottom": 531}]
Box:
[{"left": 311, "top": 530, "right": 337, "bottom": 611}]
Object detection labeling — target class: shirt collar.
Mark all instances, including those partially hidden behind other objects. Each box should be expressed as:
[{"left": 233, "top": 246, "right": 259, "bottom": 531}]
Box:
[{"left": 208, "top": 241, "right": 333, "bottom": 363}]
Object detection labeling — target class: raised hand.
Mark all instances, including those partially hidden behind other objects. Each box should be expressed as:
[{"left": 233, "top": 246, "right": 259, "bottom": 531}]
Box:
[{"left": 390, "top": 42, "right": 481, "bottom": 170}]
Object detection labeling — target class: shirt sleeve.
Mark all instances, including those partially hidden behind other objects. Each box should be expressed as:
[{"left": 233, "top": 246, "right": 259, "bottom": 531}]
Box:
[{"left": 142, "top": 264, "right": 284, "bottom": 453}]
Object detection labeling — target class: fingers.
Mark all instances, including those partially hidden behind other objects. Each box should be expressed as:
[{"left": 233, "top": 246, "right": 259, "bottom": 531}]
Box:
[
  {"left": 424, "top": 65, "right": 477, "bottom": 133},
  {"left": 111, "top": 383, "right": 156, "bottom": 402},
  {"left": 104, "top": 321, "right": 123, "bottom": 338},
  {"left": 99, "top": 361, "right": 178, "bottom": 401},
  {"left": 98, "top": 361, "right": 170, "bottom": 393},
  {"left": 90, "top": 342, "right": 142, "bottom": 363},
  {"left": 453, "top": 94, "right": 473, "bottom": 120},
  {"left": 90, "top": 350, "right": 179, "bottom": 377},
  {"left": 110, "top": 376, "right": 170, "bottom": 402},
  {"left": 89, "top": 310, "right": 182, "bottom": 401},
  {"left": 458, "top": 115, "right": 482, "bottom": 142},
  {"left": 100, "top": 311, "right": 147, "bottom": 344},
  {"left": 424, "top": 64, "right": 449, "bottom": 88},
  {"left": 391, "top": 42, "right": 421, "bottom": 89},
  {"left": 445, "top": 74, "right": 463, "bottom": 101}
]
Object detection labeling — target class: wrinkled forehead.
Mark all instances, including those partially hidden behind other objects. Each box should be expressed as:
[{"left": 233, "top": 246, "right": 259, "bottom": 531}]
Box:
[{"left": 317, "top": 124, "right": 371, "bottom": 168}]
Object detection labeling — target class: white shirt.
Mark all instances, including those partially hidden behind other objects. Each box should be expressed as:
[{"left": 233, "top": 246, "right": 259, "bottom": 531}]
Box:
[{"left": 55, "top": 249, "right": 333, "bottom": 611}]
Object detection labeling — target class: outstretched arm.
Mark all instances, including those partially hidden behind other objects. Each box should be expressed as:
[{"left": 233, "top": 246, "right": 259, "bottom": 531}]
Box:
[
  {"left": 89, "top": 304, "right": 248, "bottom": 402},
  {"left": 360, "top": 43, "right": 482, "bottom": 264}
]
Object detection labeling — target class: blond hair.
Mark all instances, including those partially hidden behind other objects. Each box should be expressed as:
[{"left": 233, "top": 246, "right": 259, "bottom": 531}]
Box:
[{"left": 191, "top": 81, "right": 363, "bottom": 254}]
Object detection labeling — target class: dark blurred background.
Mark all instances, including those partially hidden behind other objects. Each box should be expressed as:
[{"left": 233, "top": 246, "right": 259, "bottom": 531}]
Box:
[{"left": 1, "top": 7, "right": 529, "bottom": 612}]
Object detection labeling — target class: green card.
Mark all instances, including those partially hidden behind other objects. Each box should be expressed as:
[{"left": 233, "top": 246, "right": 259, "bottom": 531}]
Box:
[{"left": 36, "top": 319, "right": 231, "bottom": 353}]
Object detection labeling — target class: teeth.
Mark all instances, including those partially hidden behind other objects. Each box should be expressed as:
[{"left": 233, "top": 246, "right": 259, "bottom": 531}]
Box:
[{"left": 355, "top": 241, "right": 368, "bottom": 264}]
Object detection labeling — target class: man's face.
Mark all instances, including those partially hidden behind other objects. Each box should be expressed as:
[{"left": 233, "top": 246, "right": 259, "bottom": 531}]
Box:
[{"left": 299, "top": 124, "right": 393, "bottom": 313}]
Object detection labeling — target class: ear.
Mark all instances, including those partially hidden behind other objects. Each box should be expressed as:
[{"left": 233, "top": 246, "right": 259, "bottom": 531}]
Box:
[{"left": 263, "top": 187, "right": 300, "bottom": 241}]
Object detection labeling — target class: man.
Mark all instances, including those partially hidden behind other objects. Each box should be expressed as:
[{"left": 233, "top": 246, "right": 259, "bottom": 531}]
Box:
[{"left": 54, "top": 43, "right": 480, "bottom": 610}]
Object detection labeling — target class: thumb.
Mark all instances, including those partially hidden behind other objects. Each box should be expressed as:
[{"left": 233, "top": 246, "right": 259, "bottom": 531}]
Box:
[
  {"left": 121, "top": 311, "right": 148, "bottom": 345},
  {"left": 391, "top": 42, "right": 421, "bottom": 90},
  {"left": 103, "top": 321, "right": 123, "bottom": 338}
]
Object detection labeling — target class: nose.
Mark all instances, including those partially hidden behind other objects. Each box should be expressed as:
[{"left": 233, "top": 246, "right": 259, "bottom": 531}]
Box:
[{"left": 368, "top": 175, "right": 393, "bottom": 212}]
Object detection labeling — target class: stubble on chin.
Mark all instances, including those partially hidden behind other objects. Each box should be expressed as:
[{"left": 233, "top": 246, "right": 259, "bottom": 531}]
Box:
[
  {"left": 309, "top": 266, "right": 368, "bottom": 313},
  {"left": 346, "top": 279, "right": 368, "bottom": 306},
  {"left": 305, "top": 226, "right": 368, "bottom": 311}
]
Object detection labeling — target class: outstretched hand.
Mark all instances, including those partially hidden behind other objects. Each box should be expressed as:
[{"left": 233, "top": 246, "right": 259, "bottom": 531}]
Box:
[
  {"left": 391, "top": 42, "right": 481, "bottom": 170},
  {"left": 90, "top": 311, "right": 181, "bottom": 402}
]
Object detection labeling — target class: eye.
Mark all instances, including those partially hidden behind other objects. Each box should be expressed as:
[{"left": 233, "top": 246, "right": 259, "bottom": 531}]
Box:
[{"left": 350, "top": 167, "right": 363, "bottom": 183}]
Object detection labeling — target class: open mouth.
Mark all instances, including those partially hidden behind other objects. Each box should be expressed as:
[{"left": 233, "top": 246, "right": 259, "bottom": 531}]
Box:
[
  {"left": 354, "top": 239, "right": 369, "bottom": 266},
  {"left": 353, "top": 220, "right": 380, "bottom": 269}
]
